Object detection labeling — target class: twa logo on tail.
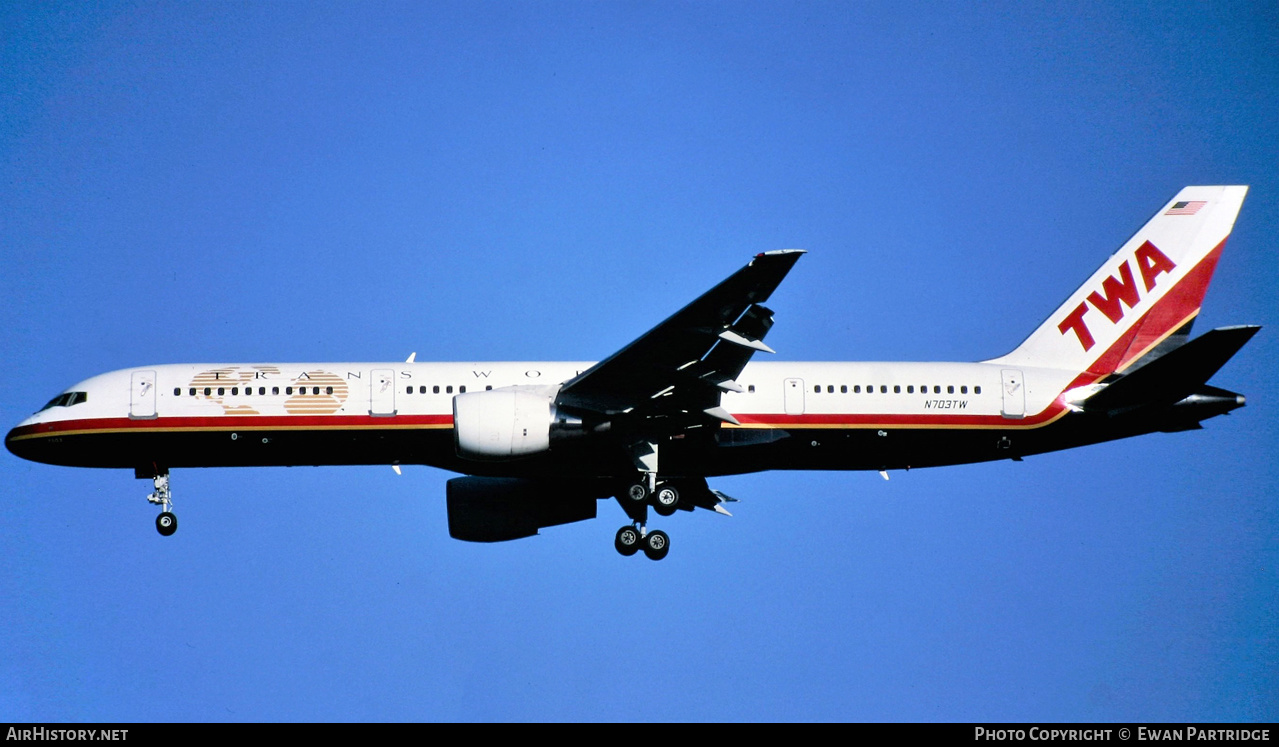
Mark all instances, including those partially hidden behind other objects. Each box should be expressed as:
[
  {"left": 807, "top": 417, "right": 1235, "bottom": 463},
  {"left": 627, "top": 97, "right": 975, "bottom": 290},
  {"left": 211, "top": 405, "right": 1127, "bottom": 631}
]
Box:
[
  {"left": 1056, "top": 241, "right": 1176, "bottom": 352},
  {"left": 989, "top": 186, "right": 1248, "bottom": 377}
]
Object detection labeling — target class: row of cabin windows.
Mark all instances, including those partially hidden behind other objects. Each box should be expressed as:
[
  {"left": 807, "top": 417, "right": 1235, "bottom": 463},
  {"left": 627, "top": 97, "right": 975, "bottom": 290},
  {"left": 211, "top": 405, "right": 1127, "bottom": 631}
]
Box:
[
  {"left": 174, "top": 382, "right": 980, "bottom": 398},
  {"left": 812, "top": 384, "right": 981, "bottom": 395},
  {"left": 405, "top": 384, "right": 494, "bottom": 394},
  {"left": 174, "top": 384, "right": 495, "bottom": 397},
  {"left": 177, "top": 386, "right": 334, "bottom": 397}
]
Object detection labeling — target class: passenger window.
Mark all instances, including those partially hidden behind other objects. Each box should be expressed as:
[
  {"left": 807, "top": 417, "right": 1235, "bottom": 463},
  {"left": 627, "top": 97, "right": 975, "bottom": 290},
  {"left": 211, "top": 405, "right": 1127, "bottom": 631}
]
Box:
[
  {"left": 814, "top": 385, "right": 820, "bottom": 393},
  {"left": 245, "top": 387, "right": 251, "bottom": 396},
  {"left": 204, "top": 388, "right": 212, "bottom": 396},
  {"left": 854, "top": 385, "right": 861, "bottom": 393},
  {"left": 486, "top": 385, "right": 492, "bottom": 391},
  {"left": 460, "top": 385, "right": 467, "bottom": 393},
  {"left": 218, "top": 388, "right": 225, "bottom": 396},
  {"left": 975, "top": 385, "right": 982, "bottom": 395},
  {"left": 272, "top": 387, "right": 279, "bottom": 395},
  {"left": 313, "top": 387, "right": 320, "bottom": 395},
  {"left": 880, "top": 385, "right": 887, "bottom": 394},
  {"left": 173, "top": 388, "right": 181, "bottom": 396},
  {"left": 907, "top": 385, "right": 914, "bottom": 394},
  {"left": 189, "top": 388, "right": 196, "bottom": 396},
  {"left": 446, "top": 386, "right": 453, "bottom": 394},
  {"left": 326, "top": 386, "right": 333, "bottom": 395},
  {"left": 934, "top": 386, "right": 941, "bottom": 394},
  {"left": 419, "top": 386, "right": 427, "bottom": 394},
  {"left": 406, "top": 386, "right": 413, "bottom": 395},
  {"left": 840, "top": 385, "right": 847, "bottom": 393},
  {"left": 748, "top": 385, "right": 756, "bottom": 393},
  {"left": 259, "top": 387, "right": 266, "bottom": 395},
  {"left": 433, "top": 386, "right": 440, "bottom": 394},
  {"left": 893, "top": 385, "right": 901, "bottom": 394},
  {"left": 961, "top": 386, "right": 968, "bottom": 394},
  {"left": 285, "top": 387, "right": 293, "bottom": 395},
  {"left": 948, "top": 386, "right": 954, "bottom": 394}
]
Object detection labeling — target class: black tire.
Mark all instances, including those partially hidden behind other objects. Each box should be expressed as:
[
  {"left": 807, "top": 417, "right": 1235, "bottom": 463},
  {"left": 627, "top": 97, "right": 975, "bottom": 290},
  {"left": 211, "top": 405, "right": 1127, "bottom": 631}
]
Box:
[
  {"left": 155, "top": 512, "right": 178, "bottom": 536},
  {"left": 653, "top": 484, "right": 680, "bottom": 516},
  {"left": 625, "top": 482, "right": 649, "bottom": 503},
  {"left": 643, "top": 529, "right": 670, "bottom": 561},
  {"left": 614, "top": 525, "right": 641, "bottom": 556}
]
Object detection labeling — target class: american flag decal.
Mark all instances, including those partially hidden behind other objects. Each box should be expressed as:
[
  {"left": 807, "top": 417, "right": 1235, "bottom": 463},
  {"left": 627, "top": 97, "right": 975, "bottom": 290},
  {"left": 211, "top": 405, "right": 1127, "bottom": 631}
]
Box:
[{"left": 1165, "top": 200, "right": 1206, "bottom": 216}]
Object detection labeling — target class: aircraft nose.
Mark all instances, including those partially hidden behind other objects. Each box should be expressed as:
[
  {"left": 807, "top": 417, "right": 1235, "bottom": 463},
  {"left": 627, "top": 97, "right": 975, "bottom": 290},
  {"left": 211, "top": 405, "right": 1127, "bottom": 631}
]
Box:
[
  {"left": 6, "top": 415, "right": 45, "bottom": 463},
  {"left": 6, "top": 425, "right": 28, "bottom": 460}
]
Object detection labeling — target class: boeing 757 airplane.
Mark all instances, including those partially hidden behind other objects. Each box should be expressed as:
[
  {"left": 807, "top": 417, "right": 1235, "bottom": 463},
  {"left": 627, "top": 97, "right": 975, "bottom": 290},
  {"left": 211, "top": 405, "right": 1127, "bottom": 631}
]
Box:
[{"left": 6, "top": 186, "right": 1258, "bottom": 560}]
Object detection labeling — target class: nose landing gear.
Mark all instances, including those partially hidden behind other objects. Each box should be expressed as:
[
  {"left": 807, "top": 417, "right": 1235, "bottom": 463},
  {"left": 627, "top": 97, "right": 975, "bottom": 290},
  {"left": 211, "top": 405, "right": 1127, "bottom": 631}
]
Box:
[{"left": 145, "top": 471, "right": 177, "bottom": 536}]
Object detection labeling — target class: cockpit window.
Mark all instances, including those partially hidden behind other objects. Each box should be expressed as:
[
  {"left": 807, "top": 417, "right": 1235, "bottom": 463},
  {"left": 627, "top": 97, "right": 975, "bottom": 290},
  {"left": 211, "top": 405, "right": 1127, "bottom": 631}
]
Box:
[{"left": 38, "top": 391, "right": 88, "bottom": 412}]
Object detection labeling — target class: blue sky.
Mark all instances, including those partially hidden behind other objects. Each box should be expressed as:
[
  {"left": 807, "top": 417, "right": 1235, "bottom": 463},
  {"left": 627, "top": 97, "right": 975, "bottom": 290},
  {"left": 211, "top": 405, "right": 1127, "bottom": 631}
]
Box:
[{"left": 2, "top": 1, "right": 1276, "bottom": 722}]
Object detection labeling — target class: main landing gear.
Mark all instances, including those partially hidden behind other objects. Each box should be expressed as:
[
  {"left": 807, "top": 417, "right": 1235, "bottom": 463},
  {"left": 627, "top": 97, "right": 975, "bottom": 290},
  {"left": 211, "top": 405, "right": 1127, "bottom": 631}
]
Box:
[
  {"left": 146, "top": 471, "right": 178, "bottom": 536},
  {"left": 622, "top": 479, "right": 683, "bottom": 516},
  {"left": 614, "top": 524, "right": 670, "bottom": 561},
  {"left": 615, "top": 477, "right": 684, "bottom": 560}
]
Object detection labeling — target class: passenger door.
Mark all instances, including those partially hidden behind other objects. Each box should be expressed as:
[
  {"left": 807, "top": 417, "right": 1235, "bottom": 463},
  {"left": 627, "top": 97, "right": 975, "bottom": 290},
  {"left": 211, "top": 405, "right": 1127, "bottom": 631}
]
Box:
[
  {"left": 130, "top": 370, "right": 158, "bottom": 419},
  {"left": 370, "top": 369, "right": 397, "bottom": 416},
  {"left": 1000, "top": 369, "right": 1025, "bottom": 419}
]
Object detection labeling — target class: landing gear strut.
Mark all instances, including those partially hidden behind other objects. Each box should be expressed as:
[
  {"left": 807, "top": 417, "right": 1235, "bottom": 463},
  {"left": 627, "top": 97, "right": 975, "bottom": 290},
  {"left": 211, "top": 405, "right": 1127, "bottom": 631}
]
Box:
[{"left": 146, "top": 472, "right": 177, "bottom": 536}]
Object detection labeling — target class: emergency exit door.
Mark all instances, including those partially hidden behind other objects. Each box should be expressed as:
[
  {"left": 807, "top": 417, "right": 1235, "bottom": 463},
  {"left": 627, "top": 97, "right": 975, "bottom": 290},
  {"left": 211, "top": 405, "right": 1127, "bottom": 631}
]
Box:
[{"left": 784, "top": 378, "right": 805, "bottom": 415}]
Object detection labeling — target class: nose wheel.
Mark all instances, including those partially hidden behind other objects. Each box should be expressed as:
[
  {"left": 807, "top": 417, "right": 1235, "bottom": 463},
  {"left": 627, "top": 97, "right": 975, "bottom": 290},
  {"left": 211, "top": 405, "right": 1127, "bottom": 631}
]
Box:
[
  {"left": 145, "top": 471, "right": 178, "bottom": 536},
  {"left": 155, "top": 511, "right": 178, "bottom": 536}
]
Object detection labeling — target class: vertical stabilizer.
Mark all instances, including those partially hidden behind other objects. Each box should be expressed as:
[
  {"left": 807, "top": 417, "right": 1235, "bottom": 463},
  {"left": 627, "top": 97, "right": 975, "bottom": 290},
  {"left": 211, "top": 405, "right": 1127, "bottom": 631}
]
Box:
[{"left": 988, "top": 186, "right": 1247, "bottom": 377}]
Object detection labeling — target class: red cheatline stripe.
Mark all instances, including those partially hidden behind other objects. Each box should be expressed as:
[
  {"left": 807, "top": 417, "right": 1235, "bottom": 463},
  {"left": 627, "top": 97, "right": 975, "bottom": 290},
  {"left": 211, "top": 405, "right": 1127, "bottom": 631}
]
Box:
[{"left": 8, "top": 414, "right": 457, "bottom": 440}]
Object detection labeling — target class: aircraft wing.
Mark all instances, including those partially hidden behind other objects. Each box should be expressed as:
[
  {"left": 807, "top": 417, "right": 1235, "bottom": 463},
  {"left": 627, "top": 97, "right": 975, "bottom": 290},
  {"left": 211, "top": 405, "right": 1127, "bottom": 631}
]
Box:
[{"left": 555, "top": 250, "right": 805, "bottom": 429}]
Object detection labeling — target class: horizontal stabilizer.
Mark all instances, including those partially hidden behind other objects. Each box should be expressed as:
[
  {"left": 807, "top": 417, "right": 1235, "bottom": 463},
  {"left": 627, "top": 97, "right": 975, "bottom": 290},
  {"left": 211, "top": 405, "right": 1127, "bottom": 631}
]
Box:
[{"left": 1084, "top": 325, "right": 1259, "bottom": 415}]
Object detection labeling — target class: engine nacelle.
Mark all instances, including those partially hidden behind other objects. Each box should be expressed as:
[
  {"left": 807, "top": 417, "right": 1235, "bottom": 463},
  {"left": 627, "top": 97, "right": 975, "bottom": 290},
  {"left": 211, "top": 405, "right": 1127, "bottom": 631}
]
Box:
[
  {"left": 446, "top": 477, "right": 603, "bottom": 542},
  {"left": 453, "top": 387, "right": 555, "bottom": 459}
]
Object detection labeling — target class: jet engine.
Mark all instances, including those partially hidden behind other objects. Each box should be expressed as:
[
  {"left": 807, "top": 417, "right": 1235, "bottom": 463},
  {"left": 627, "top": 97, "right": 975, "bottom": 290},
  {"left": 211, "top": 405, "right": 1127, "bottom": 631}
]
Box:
[{"left": 453, "top": 386, "right": 559, "bottom": 460}]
